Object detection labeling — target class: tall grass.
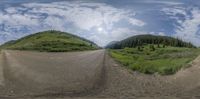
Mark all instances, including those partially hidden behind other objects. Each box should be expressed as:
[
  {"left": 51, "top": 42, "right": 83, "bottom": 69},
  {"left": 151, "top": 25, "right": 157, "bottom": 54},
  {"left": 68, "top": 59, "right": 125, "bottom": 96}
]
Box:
[{"left": 109, "top": 45, "right": 200, "bottom": 75}]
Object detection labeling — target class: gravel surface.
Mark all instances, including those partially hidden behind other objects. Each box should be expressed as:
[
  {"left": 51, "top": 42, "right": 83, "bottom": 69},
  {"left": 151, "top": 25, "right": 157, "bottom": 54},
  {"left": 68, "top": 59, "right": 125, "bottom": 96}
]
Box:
[{"left": 0, "top": 50, "right": 200, "bottom": 99}]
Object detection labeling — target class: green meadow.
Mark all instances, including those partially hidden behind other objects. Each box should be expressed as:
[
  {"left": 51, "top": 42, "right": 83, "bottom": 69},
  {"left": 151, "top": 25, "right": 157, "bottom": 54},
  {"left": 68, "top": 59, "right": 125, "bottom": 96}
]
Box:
[{"left": 109, "top": 45, "right": 200, "bottom": 75}]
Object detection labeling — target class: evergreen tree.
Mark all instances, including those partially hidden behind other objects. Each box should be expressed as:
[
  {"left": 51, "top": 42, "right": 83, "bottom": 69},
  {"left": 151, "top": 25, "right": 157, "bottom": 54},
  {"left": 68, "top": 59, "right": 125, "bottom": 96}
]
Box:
[{"left": 106, "top": 34, "right": 195, "bottom": 49}]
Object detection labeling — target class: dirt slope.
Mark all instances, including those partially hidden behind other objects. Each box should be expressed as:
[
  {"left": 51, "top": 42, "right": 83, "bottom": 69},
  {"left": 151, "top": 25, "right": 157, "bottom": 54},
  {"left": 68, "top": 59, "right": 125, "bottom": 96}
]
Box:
[{"left": 0, "top": 50, "right": 200, "bottom": 99}]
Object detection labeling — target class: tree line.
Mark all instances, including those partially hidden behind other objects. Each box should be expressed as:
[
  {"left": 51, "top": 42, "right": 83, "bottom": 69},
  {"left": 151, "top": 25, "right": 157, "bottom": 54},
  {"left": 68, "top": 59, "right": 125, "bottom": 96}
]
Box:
[{"left": 106, "top": 34, "right": 195, "bottom": 49}]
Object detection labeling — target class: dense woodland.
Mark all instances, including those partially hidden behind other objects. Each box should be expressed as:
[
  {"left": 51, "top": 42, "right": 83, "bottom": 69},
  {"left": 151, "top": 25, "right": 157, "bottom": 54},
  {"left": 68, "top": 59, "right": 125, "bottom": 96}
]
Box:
[{"left": 106, "top": 34, "right": 195, "bottom": 49}]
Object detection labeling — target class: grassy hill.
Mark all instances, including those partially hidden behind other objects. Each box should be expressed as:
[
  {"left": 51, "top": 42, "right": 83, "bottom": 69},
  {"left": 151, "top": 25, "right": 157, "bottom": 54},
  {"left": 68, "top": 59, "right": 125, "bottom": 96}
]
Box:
[
  {"left": 107, "top": 34, "right": 200, "bottom": 75},
  {"left": 0, "top": 30, "right": 98, "bottom": 52},
  {"left": 106, "top": 34, "right": 195, "bottom": 49}
]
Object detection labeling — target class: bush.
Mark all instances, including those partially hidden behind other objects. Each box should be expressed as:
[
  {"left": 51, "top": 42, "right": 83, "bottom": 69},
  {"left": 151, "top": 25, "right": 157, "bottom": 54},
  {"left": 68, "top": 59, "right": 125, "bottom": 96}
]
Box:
[{"left": 159, "top": 67, "right": 176, "bottom": 75}]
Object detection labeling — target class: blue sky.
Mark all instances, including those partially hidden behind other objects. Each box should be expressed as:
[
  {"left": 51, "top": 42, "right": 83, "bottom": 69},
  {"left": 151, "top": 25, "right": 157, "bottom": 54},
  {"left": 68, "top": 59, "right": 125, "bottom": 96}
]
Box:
[{"left": 0, "top": 0, "right": 200, "bottom": 47}]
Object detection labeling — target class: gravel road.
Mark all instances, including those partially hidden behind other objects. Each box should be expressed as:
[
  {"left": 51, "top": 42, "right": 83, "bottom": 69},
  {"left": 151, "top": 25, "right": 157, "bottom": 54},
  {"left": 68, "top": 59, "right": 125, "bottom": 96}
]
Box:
[
  {"left": 0, "top": 50, "right": 105, "bottom": 98},
  {"left": 0, "top": 50, "right": 200, "bottom": 99}
]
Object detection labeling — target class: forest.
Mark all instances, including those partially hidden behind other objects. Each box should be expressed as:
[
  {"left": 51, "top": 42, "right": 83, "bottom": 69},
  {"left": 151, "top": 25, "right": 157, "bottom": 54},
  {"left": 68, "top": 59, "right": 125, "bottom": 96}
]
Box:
[{"left": 106, "top": 34, "right": 195, "bottom": 49}]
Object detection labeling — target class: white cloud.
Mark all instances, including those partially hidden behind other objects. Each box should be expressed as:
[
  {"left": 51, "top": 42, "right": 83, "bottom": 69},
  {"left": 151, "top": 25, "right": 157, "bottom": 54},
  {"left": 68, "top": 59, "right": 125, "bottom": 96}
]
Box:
[
  {"left": 158, "top": 32, "right": 165, "bottom": 36},
  {"left": 175, "top": 8, "right": 200, "bottom": 46},
  {"left": 162, "top": 7, "right": 187, "bottom": 16},
  {"left": 23, "top": 1, "right": 144, "bottom": 31},
  {"left": 128, "top": 18, "right": 146, "bottom": 26},
  {"left": 0, "top": 1, "right": 146, "bottom": 46},
  {"left": 162, "top": 6, "right": 200, "bottom": 47},
  {"left": 89, "top": 28, "right": 148, "bottom": 46},
  {"left": 140, "top": 0, "right": 183, "bottom": 5},
  {"left": 5, "top": 7, "right": 18, "bottom": 13}
]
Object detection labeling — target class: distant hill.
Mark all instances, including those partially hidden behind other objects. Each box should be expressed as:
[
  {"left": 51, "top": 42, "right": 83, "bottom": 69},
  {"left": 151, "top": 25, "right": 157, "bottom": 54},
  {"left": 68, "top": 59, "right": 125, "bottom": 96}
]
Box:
[
  {"left": 0, "top": 30, "right": 99, "bottom": 52},
  {"left": 106, "top": 41, "right": 119, "bottom": 47},
  {"left": 106, "top": 34, "right": 195, "bottom": 49}
]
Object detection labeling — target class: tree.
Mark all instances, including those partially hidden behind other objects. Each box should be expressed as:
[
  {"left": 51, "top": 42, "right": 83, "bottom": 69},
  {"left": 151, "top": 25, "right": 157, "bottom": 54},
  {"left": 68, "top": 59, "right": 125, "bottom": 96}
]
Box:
[
  {"left": 150, "top": 45, "right": 155, "bottom": 51},
  {"left": 163, "top": 44, "right": 166, "bottom": 48},
  {"left": 106, "top": 34, "right": 195, "bottom": 49},
  {"left": 157, "top": 44, "right": 160, "bottom": 48},
  {"left": 138, "top": 46, "right": 143, "bottom": 51}
]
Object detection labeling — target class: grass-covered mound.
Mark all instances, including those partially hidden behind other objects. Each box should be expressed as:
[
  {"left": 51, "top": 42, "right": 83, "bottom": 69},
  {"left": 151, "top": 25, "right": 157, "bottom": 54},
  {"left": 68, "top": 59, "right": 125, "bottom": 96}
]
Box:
[
  {"left": 0, "top": 30, "right": 98, "bottom": 52},
  {"left": 110, "top": 45, "right": 200, "bottom": 75}
]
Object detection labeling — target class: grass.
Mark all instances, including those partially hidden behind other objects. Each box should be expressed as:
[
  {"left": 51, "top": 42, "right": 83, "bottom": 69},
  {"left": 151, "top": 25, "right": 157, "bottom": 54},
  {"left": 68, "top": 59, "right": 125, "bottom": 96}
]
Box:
[
  {"left": 109, "top": 45, "right": 200, "bottom": 75},
  {"left": 0, "top": 30, "right": 98, "bottom": 52}
]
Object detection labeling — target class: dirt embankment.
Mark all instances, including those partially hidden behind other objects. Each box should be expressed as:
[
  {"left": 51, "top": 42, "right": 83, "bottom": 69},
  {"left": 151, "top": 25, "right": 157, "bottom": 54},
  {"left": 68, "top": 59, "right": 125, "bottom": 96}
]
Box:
[{"left": 0, "top": 50, "right": 200, "bottom": 99}]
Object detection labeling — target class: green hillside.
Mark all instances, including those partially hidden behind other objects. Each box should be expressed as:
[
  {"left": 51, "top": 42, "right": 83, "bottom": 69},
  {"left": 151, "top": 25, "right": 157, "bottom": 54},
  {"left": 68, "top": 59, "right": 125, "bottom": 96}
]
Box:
[
  {"left": 107, "top": 34, "right": 200, "bottom": 75},
  {"left": 110, "top": 46, "right": 200, "bottom": 75},
  {"left": 0, "top": 30, "right": 98, "bottom": 52},
  {"left": 106, "top": 34, "right": 195, "bottom": 49}
]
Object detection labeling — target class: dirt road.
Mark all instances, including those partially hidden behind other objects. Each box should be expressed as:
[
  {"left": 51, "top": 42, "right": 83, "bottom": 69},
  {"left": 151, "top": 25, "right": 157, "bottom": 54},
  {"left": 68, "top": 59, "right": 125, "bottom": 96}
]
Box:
[
  {"left": 0, "top": 50, "right": 200, "bottom": 99},
  {"left": 0, "top": 50, "right": 106, "bottom": 98}
]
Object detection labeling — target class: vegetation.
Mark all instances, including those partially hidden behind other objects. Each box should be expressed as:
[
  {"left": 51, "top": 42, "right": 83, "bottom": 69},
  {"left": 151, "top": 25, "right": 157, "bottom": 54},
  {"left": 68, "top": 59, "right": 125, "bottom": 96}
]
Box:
[
  {"left": 0, "top": 30, "right": 99, "bottom": 52},
  {"left": 107, "top": 34, "right": 199, "bottom": 75},
  {"left": 106, "top": 34, "right": 195, "bottom": 49},
  {"left": 109, "top": 45, "right": 200, "bottom": 75}
]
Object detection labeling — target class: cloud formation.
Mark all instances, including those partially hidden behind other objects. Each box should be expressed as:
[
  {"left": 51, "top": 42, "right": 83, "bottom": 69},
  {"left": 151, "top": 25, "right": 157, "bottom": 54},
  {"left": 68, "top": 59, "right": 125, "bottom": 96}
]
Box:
[
  {"left": 0, "top": 1, "right": 146, "bottom": 46},
  {"left": 139, "top": 0, "right": 183, "bottom": 5},
  {"left": 162, "top": 6, "right": 200, "bottom": 46},
  {"left": 1, "top": 0, "right": 199, "bottom": 47}
]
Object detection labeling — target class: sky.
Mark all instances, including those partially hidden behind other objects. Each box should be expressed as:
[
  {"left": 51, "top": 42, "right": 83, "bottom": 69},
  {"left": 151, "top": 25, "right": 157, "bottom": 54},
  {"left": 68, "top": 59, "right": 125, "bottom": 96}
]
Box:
[{"left": 0, "top": 0, "right": 200, "bottom": 47}]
